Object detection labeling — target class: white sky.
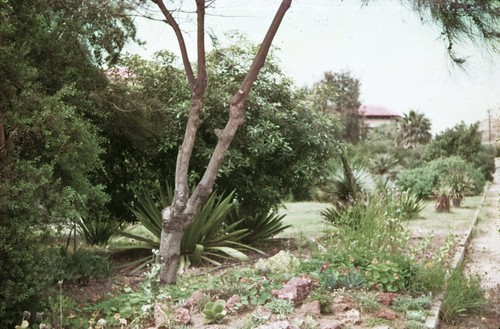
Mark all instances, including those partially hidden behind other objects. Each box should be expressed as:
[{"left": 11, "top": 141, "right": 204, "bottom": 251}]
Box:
[{"left": 127, "top": 0, "right": 500, "bottom": 134}]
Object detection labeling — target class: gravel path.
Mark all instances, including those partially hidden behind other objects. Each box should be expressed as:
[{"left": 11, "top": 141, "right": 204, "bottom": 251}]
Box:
[{"left": 464, "top": 158, "right": 500, "bottom": 290}]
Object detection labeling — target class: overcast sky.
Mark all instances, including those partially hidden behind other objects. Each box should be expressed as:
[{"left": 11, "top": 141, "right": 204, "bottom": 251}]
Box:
[{"left": 127, "top": 0, "right": 500, "bottom": 134}]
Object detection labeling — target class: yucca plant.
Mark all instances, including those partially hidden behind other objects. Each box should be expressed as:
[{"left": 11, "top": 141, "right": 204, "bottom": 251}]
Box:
[
  {"left": 76, "top": 216, "right": 121, "bottom": 247},
  {"left": 179, "top": 190, "right": 254, "bottom": 266},
  {"left": 320, "top": 158, "right": 374, "bottom": 204},
  {"left": 434, "top": 184, "right": 451, "bottom": 213},
  {"left": 320, "top": 200, "right": 349, "bottom": 225},
  {"left": 384, "top": 189, "right": 425, "bottom": 221},
  {"left": 118, "top": 183, "right": 256, "bottom": 271},
  {"left": 227, "top": 209, "right": 291, "bottom": 244}
]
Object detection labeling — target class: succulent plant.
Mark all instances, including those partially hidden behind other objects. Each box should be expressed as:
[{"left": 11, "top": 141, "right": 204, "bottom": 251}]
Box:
[{"left": 203, "top": 299, "right": 227, "bottom": 324}]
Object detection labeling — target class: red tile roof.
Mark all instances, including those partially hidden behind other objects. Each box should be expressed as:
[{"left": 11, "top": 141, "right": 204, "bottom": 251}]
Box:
[{"left": 358, "top": 105, "right": 401, "bottom": 118}]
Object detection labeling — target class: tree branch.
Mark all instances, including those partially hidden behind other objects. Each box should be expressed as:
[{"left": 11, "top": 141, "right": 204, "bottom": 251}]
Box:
[
  {"left": 196, "top": 0, "right": 207, "bottom": 95},
  {"left": 153, "top": 0, "right": 195, "bottom": 90},
  {"left": 188, "top": 0, "right": 292, "bottom": 213},
  {"left": 170, "top": 0, "right": 209, "bottom": 211}
]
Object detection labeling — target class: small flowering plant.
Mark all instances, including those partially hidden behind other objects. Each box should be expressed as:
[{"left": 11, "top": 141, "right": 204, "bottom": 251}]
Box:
[
  {"left": 364, "top": 258, "right": 405, "bottom": 292},
  {"left": 254, "top": 250, "right": 300, "bottom": 275}
]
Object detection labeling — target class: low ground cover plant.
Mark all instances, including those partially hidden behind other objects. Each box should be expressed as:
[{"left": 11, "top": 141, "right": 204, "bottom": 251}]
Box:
[{"left": 441, "top": 267, "right": 490, "bottom": 324}]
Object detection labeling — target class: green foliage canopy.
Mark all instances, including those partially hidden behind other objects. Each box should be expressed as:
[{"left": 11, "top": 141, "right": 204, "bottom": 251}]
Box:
[
  {"left": 423, "top": 122, "right": 495, "bottom": 180},
  {"left": 104, "top": 39, "right": 342, "bottom": 216},
  {"left": 0, "top": 0, "right": 136, "bottom": 325},
  {"left": 397, "top": 156, "right": 486, "bottom": 198}
]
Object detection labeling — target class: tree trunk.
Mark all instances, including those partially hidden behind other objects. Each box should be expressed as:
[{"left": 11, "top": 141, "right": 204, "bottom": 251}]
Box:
[
  {"left": 452, "top": 196, "right": 462, "bottom": 208},
  {"left": 158, "top": 224, "right": 184, "bottom": 284},
  {"left": 435, "top": 194, "right": 450, "bottom": 212}
]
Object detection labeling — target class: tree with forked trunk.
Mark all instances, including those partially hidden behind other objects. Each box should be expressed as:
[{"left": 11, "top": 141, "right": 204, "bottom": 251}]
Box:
[{"left": 151, "top": 0, "right": 292, "bottom": 284}]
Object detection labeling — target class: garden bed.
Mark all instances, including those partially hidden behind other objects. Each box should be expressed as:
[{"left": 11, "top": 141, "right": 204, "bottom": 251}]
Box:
[{"left": 52, "top": 196, "right": 487, "bottom": 329}]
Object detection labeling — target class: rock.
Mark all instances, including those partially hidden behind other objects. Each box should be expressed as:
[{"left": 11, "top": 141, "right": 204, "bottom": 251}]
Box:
[
  {"left": 318, "top": 319, "right": 345, "bottom": 329},
  {"left": 154, "top": 303, "right": 169, "bottom": 326},
  {"left": 226, "top": 294, "right": 241, "bottom": 310},
  {"left": 299, "top": 300, "right": 321, "bottom": 316},
  {"left": 332, "top": 295, "right": 354, "bottom": 312},
  {"left": 272, "top": 277, "right": 312, "bottom": 306},
  {"left": 342, "top": 309, "right": 361, "bottom": 325},
  {"left": 255, "top": 320, "right": 291, "bottom": 329},
  {"left": 333, "top": 295, "right": 352, "bottom": 304},
  {"left": 175, "top": 307, "right": 191, "bottom": 325},
  {"left": 376, "top": 309, "right": 398, "bottom": 320},
  {"left": 182, "top": 289, "right": 205, "bottom": 310},
  {"left": 377, "top": 293, "right": 396, "bottom": 306},
  {"left": 254, "top": 305, "right": 272, "bottom": 321}
]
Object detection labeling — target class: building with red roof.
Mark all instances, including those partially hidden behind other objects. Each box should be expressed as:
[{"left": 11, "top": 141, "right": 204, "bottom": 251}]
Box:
[{"left": 358, "top": 104, "right": 401, "bottom": 128}]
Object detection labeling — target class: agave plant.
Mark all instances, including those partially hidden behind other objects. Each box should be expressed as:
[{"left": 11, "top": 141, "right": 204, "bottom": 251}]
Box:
[
  {"left": 226, "top": 208, "right": 291, "bottom": 244},
  {"left": 76, "top": 216, "right": 121, "bottom": 247},
  {"left": 118, "top": 183, "right": 257, "bottom": 271},
  {"left": 320, "top": 160, "right": 374, "bottom": 203}
]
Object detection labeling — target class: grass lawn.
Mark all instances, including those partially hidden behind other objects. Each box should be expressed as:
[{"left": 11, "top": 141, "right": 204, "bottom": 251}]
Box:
[
  {"left": 278, "top": 195, "right": 483, "bottom": 240},
  {"left": 278, "top": 202, "right": 330, "bottom": 238},
  {"left": 404, "top": 195, "right": 482, "bottom": 238}
]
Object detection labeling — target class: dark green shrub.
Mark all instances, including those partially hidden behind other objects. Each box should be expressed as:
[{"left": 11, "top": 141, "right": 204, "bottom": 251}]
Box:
[
  {"left": 59, "top": 247, "right": 113, "bottom": 285},
  {"left": 396, "top": 166, "right": 438, "bottom": 199},
  {"left": 423, "top": 122, "right": 495, "bottom": 180},
  {"left": 475, "top": 144, "right": 496, "bottom": 181},
  {"left": 0, "top": 227, "right": 61, "bottom": 327}
]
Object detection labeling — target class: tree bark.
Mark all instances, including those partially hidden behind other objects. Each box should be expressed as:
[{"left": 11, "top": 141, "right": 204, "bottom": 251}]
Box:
[
  {"left": 154, "top": 0, "right": 292, "bottom": 284},
  {"left": 158, "top": 208, "right": 185, "bottom": 283}
]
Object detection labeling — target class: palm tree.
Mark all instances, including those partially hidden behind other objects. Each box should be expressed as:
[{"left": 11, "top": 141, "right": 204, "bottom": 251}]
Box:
[{"left": 398, "top": 110, "right": 432, "bottom": 149}]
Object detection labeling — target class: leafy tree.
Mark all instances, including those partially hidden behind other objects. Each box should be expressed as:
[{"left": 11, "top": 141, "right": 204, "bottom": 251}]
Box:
[
  {"left": 0, "top": 0, "right": 135, "bottom": 324},
  {"left": 101, "top": 43, "right": 340, "bottom": 221},
  {"left": 423, "top": 122, "right": 495, "bottom": 180},
  {"left": 306, "top": 71, "right": 362, "bottom": 143},
  {"left": 398, "top": 110, "right": 432, "bottom": 149}
]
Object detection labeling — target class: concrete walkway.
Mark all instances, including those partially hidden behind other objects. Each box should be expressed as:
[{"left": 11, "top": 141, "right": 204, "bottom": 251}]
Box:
[{"left": 464, "top": 158, "right": 500, "bottom": 290}]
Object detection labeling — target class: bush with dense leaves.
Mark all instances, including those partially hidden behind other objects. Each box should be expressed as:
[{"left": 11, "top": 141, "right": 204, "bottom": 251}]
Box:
[
  {"left": 423, "top": 122, "right": 495, "bottom": 180},
  {"left": 0, "top": 226, "right": 61, "bottom": 327},
  {"left": 397, "top": 156, "right": 485, "bottom": 198},
  {"left": 105, "top": 39, "right": 341, "bottom": 219}
]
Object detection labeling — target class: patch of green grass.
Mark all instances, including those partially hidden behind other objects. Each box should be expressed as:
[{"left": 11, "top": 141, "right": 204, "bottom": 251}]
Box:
[
  {"left": 278, "top": 202, "right": 329, "bottom": 238},
  {"left": 441, "top": 267, "right": 490, "bottom": 324},
  {"left": 403, "top": 197, "right": 482, "bottom": 241}
]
